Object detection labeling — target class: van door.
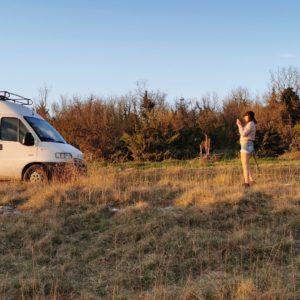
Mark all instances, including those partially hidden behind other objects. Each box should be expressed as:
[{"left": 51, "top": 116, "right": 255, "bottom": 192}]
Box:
[{"left": 0, "top": 117, "right": 36, "bottom": 179}]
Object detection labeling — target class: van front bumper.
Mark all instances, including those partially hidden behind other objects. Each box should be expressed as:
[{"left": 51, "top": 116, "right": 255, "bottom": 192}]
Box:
[{"left": 47, "top": 159, "right": 87, "bottom": 178}]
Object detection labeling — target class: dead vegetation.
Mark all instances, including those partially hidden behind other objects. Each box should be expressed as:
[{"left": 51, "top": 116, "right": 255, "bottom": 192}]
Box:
[{"left": 0, "top": 164, "right": 299, "bottom": 299}]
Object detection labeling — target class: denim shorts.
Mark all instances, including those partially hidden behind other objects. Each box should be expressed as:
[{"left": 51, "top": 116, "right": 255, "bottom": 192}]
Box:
[{"left": 240, "top": 142, "right": 254, "bottom": 154}]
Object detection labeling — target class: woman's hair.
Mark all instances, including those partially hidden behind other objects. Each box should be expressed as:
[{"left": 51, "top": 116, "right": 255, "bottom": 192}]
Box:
[{"left": 243, "top": 111, "right": 257, "bottom": 124}]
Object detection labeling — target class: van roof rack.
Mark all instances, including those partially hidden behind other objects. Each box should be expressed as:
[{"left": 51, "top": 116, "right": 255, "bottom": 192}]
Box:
[{"left": 0, "top": 91, "right": 33, "bottom": 106}]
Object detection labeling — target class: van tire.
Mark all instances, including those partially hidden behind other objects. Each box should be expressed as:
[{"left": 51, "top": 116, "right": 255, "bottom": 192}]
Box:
[{"left": 23, "top": 165, "right": 48, "bottom": 183}]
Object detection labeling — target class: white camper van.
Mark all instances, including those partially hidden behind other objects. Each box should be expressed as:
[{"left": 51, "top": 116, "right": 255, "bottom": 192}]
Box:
[{"left": 0, "top": 91, "right": 86, "bottom": 183}]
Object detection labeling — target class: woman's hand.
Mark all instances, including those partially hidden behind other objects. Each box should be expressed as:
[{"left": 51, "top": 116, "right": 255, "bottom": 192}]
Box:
[{"left": 236, "top": 119, "right": 241, "bottom": 126}]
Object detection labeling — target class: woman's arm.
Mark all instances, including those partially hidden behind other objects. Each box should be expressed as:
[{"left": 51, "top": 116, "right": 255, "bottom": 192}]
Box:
[
  {"left": 237, "top": 122, "right": 253, "bottom": 137},
  {"left": 236, "top": 119, "right": 245, "bottom": 136}
]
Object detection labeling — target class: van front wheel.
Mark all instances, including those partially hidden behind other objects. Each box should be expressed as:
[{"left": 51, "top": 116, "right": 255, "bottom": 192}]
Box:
[{"left": 23, "top": 165, "right": 49, "bottom": 183}]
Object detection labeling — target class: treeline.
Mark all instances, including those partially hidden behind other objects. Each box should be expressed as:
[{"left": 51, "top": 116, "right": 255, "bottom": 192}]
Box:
[{"left": 36, "top": 67, "right": 300, "bottom": 161}]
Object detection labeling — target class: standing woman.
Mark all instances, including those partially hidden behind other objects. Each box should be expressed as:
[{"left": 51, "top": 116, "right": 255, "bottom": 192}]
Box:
[{"left": 236, "top": 111, "right": 257, "bottom": 188}]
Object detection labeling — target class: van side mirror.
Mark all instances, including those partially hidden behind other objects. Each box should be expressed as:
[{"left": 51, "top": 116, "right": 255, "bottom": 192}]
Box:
[{"left": 23, "top": 132, "right": 35, "bottom": 146}]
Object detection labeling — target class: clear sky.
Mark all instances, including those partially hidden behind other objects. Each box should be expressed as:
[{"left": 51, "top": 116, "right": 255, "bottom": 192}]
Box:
[{"left": 1, "top": 0, "right": 299, "bottom": 103}]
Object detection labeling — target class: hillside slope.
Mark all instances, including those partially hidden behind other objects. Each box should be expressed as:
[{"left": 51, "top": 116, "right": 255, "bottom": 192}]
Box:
[{"left": 0, "top": 165, "right": 299, "bottom": 299}]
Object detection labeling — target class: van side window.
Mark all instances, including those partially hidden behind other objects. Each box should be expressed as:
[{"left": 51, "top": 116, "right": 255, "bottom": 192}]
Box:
[
  {"left": 0, "top": 118, "right": 29, "bottom": 142},
  {"left": 0, "top": 118, "right": 18, "bottom": 141}
]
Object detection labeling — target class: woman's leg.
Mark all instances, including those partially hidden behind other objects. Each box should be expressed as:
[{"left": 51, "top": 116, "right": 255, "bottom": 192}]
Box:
[
  {"left": 248, "top": 154, "right": 254, "bottom": 182},
  {"left": 241, "top": 152, "right": 250, "bottom": 183}
]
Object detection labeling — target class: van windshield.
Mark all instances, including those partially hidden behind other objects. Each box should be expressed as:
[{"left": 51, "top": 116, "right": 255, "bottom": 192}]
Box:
[{"left": 24, "top": 116, "right": 66, "bottom": 143}]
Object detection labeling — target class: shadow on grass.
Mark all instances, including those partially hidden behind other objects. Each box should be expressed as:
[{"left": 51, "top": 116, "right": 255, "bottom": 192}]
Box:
[{"left": 1, "top": 180, "right": 299, "bottom": 299}]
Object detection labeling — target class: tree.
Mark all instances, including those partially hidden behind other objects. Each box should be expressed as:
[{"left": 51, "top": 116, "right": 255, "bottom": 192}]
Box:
[
  {"left": 221, "top": 88, "right": 251, "bottom": 149},
  {"left": 35, "top": 85, "right": 50, "bottom": 120},
  {"left": 270, "top": 66, "right": 300, "bottom": 95},
  {"left": 256, "top": 125, "right": 285, "bottom": 157},
  {"left": 122, "top": 94, "right": 203, "bottom": 161},
  {"left": 196, "top": 93, "right": 221, "bottom": 149},
  {"left": 122, "top": 91, "right": 170, "bottom": 161},
  {"left": 140, "top": 90, "right": 155, "bottom": 117},
  {"left": 170, "top": 98, "right": 203, "bottom": 159},
  {"left": 279, "top": 87, "right": 300, "bottom": 126},
  {"left": 289, "top": 124, "right": 300, "bottom": 152}
]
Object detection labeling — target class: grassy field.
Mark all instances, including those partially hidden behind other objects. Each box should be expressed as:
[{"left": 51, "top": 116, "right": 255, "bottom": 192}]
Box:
[{"left": 0, "top": 160, "right": 300, "bottom": 299}]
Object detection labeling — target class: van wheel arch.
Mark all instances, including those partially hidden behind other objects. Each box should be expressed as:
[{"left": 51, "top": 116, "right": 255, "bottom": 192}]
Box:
[{"left": 22, "top": 163, "right": 50, "bottom": 182}]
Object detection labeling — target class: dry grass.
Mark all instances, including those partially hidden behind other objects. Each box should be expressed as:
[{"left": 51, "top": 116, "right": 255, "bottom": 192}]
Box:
[
  {"left": 0, "top": 163, "right": 299, "bottom": 299},
  {"left": 280, "top": 151, "right": 300, "bottom": 161}
]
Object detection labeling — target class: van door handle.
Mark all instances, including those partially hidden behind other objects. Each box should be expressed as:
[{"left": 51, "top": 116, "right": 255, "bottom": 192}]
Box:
[{"left": 0, "top": 144, "right": 2, "bottom": 150}]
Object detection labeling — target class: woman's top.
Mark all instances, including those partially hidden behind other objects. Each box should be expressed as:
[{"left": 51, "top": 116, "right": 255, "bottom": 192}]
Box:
[{"left": 237, "top": 121, "right": 256, "bottom": 144}]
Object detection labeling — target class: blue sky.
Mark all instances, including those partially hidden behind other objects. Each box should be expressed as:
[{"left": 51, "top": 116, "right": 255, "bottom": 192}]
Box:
[{"left": 1, "top": 0, "right": 299, "bottom": 103}]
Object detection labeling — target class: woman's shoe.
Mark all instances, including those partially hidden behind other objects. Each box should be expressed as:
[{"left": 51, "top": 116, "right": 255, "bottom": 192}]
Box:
[
  {"left": 243, "top": 183, "right": 250, "bottom": 188},
  {"left": 249, "top": 180, "right": 256, "bottom": 186}
]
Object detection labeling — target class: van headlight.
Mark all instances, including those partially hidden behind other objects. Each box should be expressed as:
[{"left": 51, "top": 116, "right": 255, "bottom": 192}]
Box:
[{"left": 55, "top": 153, "right": 73, "bottom": 159}]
